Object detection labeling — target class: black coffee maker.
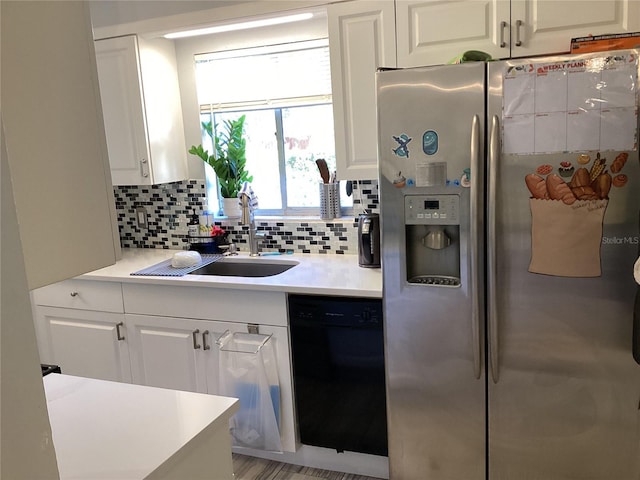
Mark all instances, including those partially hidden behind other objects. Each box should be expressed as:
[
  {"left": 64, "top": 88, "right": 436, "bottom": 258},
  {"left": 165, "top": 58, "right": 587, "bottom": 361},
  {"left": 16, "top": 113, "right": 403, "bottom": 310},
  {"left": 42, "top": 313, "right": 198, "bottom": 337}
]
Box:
[{"left": 358, "top": 213, "right": 381, "bottom": 268}]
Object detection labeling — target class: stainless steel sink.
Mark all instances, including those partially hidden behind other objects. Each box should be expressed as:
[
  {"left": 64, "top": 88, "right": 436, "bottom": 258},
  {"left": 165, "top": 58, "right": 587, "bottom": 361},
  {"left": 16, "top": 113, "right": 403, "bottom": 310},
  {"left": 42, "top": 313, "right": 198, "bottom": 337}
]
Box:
[{"left": 188, "top": 257, "right": 298, "bottom": 277}]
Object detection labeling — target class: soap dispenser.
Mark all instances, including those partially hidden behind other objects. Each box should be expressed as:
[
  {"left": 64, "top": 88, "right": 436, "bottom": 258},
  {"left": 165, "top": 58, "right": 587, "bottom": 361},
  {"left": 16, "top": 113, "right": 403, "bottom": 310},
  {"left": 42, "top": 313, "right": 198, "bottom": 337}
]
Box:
[{"left": 188, "top": 210, "right": 199, "bottom": 239}]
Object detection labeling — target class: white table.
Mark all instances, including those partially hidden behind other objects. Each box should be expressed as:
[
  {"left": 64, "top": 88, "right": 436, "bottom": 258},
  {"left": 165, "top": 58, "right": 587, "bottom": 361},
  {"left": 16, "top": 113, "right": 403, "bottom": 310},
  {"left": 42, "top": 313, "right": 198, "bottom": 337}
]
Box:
[{"left": 44, "top": 374, "right": 239, "bottom": 479}]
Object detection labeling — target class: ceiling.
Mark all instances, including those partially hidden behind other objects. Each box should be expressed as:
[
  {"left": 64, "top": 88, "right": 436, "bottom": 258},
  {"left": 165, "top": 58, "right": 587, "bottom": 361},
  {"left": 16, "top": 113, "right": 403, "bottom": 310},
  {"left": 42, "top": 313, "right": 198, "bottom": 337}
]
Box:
[{"left": 89, "top": 1, "right": 241, "bottom": 28}]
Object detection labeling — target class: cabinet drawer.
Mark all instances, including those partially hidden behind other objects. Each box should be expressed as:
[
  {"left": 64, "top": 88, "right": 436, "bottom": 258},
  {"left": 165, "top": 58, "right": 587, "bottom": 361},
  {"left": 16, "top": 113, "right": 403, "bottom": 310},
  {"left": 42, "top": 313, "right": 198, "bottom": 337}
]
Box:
[
  {"left": 31, "top": 280, "right": 123, "bottom": 313},
  {"left": 122, "top": 284, "right": 287, "bottom": 326}
]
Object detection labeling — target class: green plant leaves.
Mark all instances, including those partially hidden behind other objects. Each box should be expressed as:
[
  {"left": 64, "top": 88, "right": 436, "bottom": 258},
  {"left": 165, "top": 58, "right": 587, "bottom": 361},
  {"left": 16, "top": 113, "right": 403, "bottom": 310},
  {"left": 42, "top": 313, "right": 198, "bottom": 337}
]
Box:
[{"left": 188, "top": 115, "right": 253, "bottom": 198}]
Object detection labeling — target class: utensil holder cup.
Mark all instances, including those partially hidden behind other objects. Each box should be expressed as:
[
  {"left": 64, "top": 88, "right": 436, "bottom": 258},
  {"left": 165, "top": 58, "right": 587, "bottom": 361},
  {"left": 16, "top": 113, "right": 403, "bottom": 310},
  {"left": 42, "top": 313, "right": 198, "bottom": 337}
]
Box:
[{"left": 319, "top": 183, "right": 341, "bottom": 220}]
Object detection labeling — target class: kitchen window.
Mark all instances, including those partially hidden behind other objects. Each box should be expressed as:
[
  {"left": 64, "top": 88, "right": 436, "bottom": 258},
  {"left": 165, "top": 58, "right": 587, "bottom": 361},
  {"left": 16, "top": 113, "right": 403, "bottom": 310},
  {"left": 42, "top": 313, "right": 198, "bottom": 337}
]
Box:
[{"left": 194, "top": 39, "right": 352, "bottom": 216}]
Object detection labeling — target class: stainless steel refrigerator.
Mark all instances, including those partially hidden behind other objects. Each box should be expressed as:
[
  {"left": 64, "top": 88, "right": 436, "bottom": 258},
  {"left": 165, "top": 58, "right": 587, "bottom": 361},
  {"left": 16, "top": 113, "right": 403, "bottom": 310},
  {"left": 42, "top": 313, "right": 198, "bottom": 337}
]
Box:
[{"left": 377, "top": 50, "right": 640, "bottom": 479}]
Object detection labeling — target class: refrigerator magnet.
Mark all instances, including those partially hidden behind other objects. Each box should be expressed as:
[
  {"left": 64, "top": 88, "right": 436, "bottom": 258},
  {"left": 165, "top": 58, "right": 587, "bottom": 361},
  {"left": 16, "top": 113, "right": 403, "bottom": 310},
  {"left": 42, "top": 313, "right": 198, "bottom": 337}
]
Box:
[
  {"left": 422, "top": 130, "right": 438, "bottom": 155},
  {"left": 392, "top": 134, "right": 412, "bottom": 158},
  {"left": 460, "top": 168, "right": 471, "bottom": 188},
  {"left": 392, "top": 172, "right": 407, "bottom": 188}
]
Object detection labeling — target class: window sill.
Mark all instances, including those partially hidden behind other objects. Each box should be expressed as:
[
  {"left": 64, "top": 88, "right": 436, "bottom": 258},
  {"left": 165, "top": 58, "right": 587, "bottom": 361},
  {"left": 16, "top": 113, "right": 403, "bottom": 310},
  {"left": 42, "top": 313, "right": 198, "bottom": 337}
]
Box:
[{"left": 216, "top": 215, "right": 357, "bottom": 223}]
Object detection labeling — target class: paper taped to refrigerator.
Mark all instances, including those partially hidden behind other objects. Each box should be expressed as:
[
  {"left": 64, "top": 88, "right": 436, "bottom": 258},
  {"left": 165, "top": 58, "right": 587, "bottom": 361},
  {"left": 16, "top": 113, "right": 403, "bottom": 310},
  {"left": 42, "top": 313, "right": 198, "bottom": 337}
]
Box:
[{"left": 502, "top": 52, "right": 638, "bottom": 155}]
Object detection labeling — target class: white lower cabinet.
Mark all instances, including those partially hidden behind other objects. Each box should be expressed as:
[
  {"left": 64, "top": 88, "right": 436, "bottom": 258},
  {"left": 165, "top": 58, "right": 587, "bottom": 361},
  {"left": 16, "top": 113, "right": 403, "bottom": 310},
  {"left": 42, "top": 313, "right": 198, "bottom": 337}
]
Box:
[
  {"left": 33, "top": 306, "right": 131, "bottom": 383},
  {"left": 31, "top": 279, "right": 131, "bottom": 383},
  {"left": 125, "top": 312, "right": 296, "bottom": 453},
  {"left": 121, "top": 282, "right": 295, "bottom": 452},
  {"left": 126, "top": 314, "right": 214, "bottom": 393},
  {"left": 32, "top": 280, "right": 297, "bottom": 453}
]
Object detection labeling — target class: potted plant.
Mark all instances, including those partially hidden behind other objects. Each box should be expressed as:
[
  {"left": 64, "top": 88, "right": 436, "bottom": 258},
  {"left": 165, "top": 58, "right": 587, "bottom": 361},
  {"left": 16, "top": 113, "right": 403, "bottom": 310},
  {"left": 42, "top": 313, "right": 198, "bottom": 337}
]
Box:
[{"left": 189, "top": 115, "right": 253, "bottom": 217}]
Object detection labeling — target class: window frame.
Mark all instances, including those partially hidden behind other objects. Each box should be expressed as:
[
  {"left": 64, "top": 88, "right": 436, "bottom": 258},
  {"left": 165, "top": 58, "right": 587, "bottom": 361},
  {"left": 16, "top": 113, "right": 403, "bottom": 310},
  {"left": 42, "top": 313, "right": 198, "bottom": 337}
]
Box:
[{"left": 200, "top": 104, "right": 354, "bottom": 217}]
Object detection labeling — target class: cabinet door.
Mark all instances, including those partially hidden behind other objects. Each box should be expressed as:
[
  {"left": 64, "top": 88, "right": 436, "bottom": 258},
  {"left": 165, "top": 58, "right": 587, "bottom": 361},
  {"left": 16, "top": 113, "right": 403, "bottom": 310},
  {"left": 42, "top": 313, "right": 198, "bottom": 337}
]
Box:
[
  {"left": 95, "top": 35, "right": 188, "bottom": 186},
  {"left": 127, "top": 312, "right": 296, "bottom": 453},
  {"left": 329, "top": 1, "right": 396, "bottom": 180},
  {"left": 95, "top": 35, "right": 151, "bottom": 186},
  {"left": 34, "top": 306, "right": 131, "bottom": 383},
  {"left": 511, "top": 0, "right": 640, "bottom": 58},
  {"left": 136, "top": 37, "right": 189, "bottom": 185},
  {"left": 126, "top": 314, "right": 209, "bottom": 393},
  {"left": 396, "top": 0, "right": 511, "bottom": 67}
]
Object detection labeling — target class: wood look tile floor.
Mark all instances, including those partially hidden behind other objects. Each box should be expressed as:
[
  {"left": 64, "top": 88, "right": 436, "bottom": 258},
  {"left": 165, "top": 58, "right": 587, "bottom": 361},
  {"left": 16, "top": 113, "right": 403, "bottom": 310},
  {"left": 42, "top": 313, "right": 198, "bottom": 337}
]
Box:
[{"left": 232, "top": 454, "right": 384, "bottom": 480}]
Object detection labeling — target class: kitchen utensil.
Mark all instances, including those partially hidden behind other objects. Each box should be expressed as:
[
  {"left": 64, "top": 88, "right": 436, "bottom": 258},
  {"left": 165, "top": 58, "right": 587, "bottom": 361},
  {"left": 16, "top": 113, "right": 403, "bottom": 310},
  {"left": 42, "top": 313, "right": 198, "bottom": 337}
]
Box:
[
  {"left": 315, "top": 159, "right": 330, "bottom": 184},
  {"left": 346, "top": 180, "right": 353, "bottom": 197}
]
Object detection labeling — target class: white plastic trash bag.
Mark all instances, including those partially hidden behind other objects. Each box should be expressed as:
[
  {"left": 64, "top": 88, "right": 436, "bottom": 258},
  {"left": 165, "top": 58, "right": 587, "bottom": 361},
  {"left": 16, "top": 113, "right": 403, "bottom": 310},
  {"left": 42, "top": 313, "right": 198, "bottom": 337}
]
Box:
[{"left": 218, "top": 332, "right": 282, "bottom": 452}]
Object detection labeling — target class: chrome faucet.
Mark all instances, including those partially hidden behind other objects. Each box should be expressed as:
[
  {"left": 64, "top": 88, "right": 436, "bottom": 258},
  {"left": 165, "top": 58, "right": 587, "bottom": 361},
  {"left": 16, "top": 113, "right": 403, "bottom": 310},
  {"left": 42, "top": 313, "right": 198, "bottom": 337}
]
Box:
[{"left": 240, "top": 193, "right": 265, "bottom": 256}]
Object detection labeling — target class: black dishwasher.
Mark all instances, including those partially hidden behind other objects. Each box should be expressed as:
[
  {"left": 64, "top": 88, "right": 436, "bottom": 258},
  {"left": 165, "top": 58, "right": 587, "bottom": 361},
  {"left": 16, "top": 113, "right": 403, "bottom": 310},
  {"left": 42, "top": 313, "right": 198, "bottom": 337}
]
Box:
[{"left": 289, "top": 294, "right": 387, "bottom": 456}]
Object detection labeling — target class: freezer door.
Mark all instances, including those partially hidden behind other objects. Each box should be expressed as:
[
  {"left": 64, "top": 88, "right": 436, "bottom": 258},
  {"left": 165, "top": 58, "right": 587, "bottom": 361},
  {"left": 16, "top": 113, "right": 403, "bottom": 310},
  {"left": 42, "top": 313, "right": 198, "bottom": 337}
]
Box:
[
  {"left": 487, "top": 53, "right": 640, "bottom": 480},
  {"left": 378, "top": 63, "right": 485, "bottom": 480}
]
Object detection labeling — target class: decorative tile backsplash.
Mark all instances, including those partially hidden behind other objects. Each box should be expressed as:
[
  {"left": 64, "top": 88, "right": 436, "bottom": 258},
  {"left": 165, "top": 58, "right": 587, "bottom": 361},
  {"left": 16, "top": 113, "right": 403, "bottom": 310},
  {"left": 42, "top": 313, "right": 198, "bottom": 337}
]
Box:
[{"left": 113, "top": 180, "right": 379, "bottom": 254}]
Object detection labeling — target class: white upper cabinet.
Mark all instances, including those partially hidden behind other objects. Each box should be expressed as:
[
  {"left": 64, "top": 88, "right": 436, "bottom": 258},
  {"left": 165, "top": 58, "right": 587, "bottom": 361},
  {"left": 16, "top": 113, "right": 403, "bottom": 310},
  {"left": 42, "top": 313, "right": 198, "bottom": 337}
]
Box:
[
  {"left": 329, "top": 1, "right": 397, "bottom": 181},
  {"left": 396, "top": 0, "right": 640, "bottom": 67},
  {"left": 95, "top": 35, "right": 188, "bottom": 186},
  {"left": 510, "top": 0, "right": 640, "bottom": 58},
  {"left": 396, "top": 0, "right": 510, "bottom": 67}
]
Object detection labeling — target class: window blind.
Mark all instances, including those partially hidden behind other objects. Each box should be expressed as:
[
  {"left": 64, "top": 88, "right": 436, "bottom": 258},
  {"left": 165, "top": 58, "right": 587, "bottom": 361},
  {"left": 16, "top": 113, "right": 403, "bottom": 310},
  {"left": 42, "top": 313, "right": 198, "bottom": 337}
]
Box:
[{"left": 195, "top": 39, "right": 331, "bottom": 112}]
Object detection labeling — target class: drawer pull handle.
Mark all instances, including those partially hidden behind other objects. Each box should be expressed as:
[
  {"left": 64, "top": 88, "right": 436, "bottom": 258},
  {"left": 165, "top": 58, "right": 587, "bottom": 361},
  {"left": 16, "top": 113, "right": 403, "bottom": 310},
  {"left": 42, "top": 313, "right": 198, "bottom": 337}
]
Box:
[
  {"left": 70, "top": 292, "right": 79, "bottom": 297},
  {"left": 192, "top": 329, "right": 201, "bottom": 350},
  {"left": 203, "top": 330, "right": 211, "bottom": 350},
  {"left": 116, "top": 322, "right": 125, "bottom": 341}
]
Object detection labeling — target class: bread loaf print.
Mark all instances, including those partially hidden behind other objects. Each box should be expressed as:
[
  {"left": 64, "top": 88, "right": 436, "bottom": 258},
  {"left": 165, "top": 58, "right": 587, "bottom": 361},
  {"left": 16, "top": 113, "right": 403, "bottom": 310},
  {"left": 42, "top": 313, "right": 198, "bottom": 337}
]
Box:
[
  {"left": 525, "top": 174, "right": 548, "bottom": 199},
  {"left": 569, "top": 168, "right": 590, "bottom": 188},
  {"left": 524, "top": 151, "right": 634, "bottom": 278},
  {"left": 546, "top": 174, "right": 576, "bottom": 205},
  {"left": 592, "top": 172, "right": 612, "bottom": 199},
  {"left": 525, "top": 151, "right": 629, "bottom": 203},
  {"left": 611, "top": 152, "right": 628, "bottom": 174}
]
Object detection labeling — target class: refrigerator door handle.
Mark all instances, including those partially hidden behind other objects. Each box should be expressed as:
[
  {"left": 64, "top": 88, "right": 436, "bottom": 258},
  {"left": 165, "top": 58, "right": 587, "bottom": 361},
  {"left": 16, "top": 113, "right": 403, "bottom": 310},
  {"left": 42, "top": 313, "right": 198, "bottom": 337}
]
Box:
[
  {"left": 488, "top": 114, "right": 500, "bottom": 383},
  {"left": 470, "top": 114, "right": 482, "bottom": 380}
]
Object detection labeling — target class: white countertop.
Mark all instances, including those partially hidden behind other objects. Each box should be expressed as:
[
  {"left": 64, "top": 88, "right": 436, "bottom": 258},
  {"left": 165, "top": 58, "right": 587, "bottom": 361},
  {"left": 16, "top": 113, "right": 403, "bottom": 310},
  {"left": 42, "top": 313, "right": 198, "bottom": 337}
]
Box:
[
  {"left": 80, "top": 249, "right": 382, "bottom": 298},
  {"left": 44, "top": 374, "right": 239, "bottom": 479}
]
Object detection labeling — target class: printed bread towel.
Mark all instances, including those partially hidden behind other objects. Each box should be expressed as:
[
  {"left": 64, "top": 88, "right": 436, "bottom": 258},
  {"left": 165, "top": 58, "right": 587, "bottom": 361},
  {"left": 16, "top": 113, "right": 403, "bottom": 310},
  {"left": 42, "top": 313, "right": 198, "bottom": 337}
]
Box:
[{"left": 529, "top": 199, "right": 608, "bottom": 277}]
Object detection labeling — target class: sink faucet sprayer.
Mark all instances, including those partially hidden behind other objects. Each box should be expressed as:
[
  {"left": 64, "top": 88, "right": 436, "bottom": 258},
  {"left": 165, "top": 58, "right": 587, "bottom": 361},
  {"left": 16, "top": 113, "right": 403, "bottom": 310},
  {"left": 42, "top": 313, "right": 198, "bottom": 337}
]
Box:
[{"left": 240, "top": 192, "right": 265, "bottom": 256}]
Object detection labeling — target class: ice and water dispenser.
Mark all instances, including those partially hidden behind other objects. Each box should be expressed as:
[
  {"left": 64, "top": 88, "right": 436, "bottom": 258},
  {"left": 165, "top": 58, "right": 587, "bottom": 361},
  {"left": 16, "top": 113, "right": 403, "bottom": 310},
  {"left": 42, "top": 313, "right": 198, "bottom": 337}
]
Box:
[{"left": 404, "top": 194, "right": 460, "bottom": 286}]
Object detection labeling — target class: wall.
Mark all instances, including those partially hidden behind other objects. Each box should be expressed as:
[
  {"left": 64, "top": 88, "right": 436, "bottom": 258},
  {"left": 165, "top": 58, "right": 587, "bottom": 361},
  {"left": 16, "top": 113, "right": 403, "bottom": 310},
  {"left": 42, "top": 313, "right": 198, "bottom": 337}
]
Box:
[
  {"left": 4, "top": 0, "right": 120, "bottom": 290},
  {"left": 1, "top": 121, "right": 59, "bottom": 479},
  {"left": 89, "top": 0, "right": 228, "bottom": 29},
  {"left": 114, "top": 179, "right": 379, "bottom": 253}
]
